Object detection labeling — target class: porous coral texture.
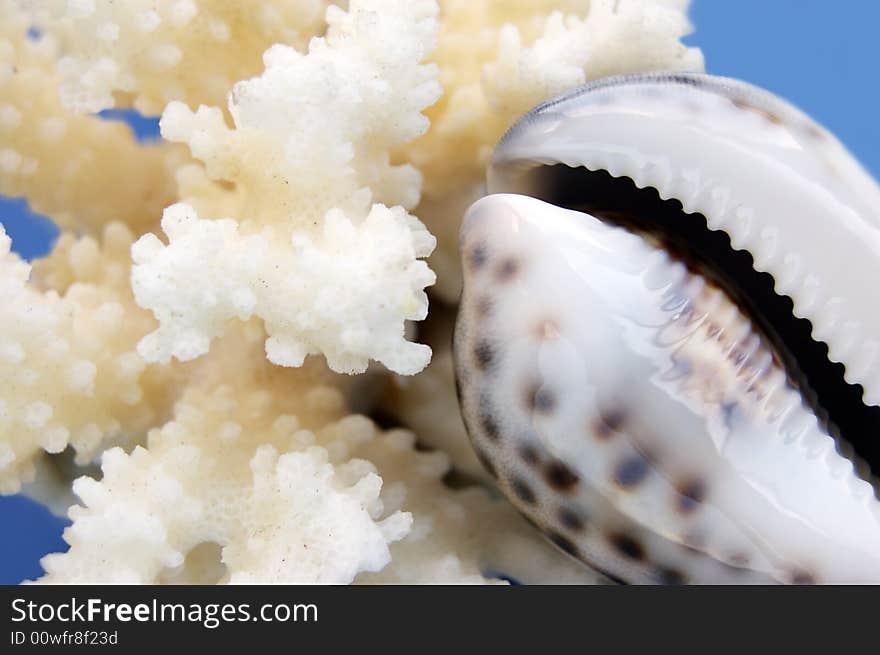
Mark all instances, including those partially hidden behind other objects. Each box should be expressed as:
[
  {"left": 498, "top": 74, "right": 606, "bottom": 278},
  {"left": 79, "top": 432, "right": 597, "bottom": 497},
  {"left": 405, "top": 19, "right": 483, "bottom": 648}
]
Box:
[
  {"left": 23, "top": 0, "right": 333, "bottom": 115},
  {"left": 39, "top": 384, "right": 414, "bottom": 584},
  {"left": 132, "top": 202, "right": 435, "bottom": 374},
  {"left": 0, "top": 223, "right": 179, "bottom": 495},
  {"left": 0, "top": 1, "right": 183, "bottom": 235},
  {"left": 131, "top": 0, "right": 442, "bottom": 375}
]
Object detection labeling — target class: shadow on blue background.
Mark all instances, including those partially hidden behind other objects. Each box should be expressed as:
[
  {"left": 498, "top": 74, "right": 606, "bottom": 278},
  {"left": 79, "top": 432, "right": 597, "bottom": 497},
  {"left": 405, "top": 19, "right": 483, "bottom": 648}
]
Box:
[{"left": 1, "top": 1, "right": 878, "bottom": 584}]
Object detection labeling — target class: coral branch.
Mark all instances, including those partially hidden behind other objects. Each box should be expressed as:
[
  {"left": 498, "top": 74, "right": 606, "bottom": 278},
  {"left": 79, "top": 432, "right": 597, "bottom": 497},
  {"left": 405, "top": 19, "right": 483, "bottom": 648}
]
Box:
[
  {"left": 132, "top": 202, "right": 435, "bottom": 374},
  {"left": 132, "top": 0, "right": 442, "bottom": 374},
  {"left": 0, "top": 1, "right": 182, "bottom": 235},
  {"left": 23, "top": 0, "right": 333, "bottom": 114},
  {"left": 0, "top": 224, "right": 179, "bottom": 494}
]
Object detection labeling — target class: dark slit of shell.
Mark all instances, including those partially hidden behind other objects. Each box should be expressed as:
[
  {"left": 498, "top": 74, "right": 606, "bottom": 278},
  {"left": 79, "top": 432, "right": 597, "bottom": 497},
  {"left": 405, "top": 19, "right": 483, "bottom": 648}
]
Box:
[{"left": 533, "top": 164, "right": 880, "bottom": 487}]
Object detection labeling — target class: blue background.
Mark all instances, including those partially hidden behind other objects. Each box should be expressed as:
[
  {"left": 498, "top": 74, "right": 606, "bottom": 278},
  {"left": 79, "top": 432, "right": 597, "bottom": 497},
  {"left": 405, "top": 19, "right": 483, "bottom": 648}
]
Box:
[{"left": 1, "top": 1, "right": 878, "bottom": 584}]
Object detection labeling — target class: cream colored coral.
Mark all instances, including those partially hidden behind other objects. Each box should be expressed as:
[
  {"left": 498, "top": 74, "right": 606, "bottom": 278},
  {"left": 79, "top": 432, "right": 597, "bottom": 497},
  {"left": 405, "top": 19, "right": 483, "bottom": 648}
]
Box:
[
  {"left": 406, "top": 0, "right": 704, "bottom": 299},
  {"left": 0, "top": 1, "right": 182, "bottom": 235},
  {"left": 0, "top": 223, "right": 179, "bottom": 495},
  {"left": 132, "top": 0, "right": 442, "bottom": 375},
  {"left": 23, "top": 0, "right": 332, "bottom": 115},
  {"left": 159, "top": 0, "right": 441, "bottom": 224},
  {"left": 40, "top": 385, "right": 412, "bottom": 584},
  {"left": 132, "top": 202, "right": 435, "bottom": 373}
]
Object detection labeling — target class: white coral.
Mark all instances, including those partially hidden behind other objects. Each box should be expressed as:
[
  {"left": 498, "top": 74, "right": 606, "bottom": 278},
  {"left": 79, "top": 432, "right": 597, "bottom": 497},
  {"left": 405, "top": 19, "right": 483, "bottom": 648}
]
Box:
[
  {"left": 0, "top": 1, "right": 183, "bottom": 235},
  {"left": 483, "top": 0, "right": 704, "bottom": 114},
  {"left": 23, "top": 0, "right": 333, "bottom": 114},
  {"left": 132, "top": 201, "right": 435, "bottom": 374},
  {"left": 40, "top": 386, "right": 412, "bottom": 584},
  {"left": 0, "top": 223, "right": 178, "bottom": 495},
  {"left": 30, "top": 386, "right": 381, "bottom": 583},
  {"left": 131, "top": 0, "right": 441, "bottom": 375}
]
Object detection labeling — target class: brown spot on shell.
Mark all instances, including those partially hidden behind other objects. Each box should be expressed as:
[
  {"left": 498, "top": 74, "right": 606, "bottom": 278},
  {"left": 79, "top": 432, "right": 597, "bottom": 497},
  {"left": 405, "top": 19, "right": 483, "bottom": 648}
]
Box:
[
  {"left": 732, "top": 98, "right": 784, "bottom": 125},
  {"left": 525, "top": 382, "right": 556, "bottom": 414},
  {"left": 657, "top": 567, "right": 686, "bottom": 585},
  {"left": 495, "top": 257, "right": 520, "bottom": 282},
  {"left": 474, "top": 296, "right": 492, "bottom": 320},
  {"left": 473, "top": 340, "right": 493, "bottom": 370},
  {"left": 609, "top": 533, "right": 645, "bottom": 561},
  {"left": 558, "top": 507, "right": 585, "bottom": 532},
  {"left": 804, "top": 122, "right": 826, "bottom": 141},
  {"left": 613, "top": 454, "right": 650, "bottom": 490},
  {"left": 479, "top": 405, "right": 500, "bottom": 442},
  {"left": 518, "top": 442, "right": 541, "bottom": 467},
  {"left": 545, "top": 460, "right": 580, "bottom": 492},
  {"left": 789, "top": 569, "right": 817, "bottom": 585},
  {"left": 469, "top": 244, "right": 488, "bottom": 270},
  {"left": 511, "top": 478, "right": 537, "bottom": 505},
  {"left": 676, "top": 478, "right": 707, "bottom": 515},
  {"left": 595, "top": 409, "right": 625, "bottom": 440}
]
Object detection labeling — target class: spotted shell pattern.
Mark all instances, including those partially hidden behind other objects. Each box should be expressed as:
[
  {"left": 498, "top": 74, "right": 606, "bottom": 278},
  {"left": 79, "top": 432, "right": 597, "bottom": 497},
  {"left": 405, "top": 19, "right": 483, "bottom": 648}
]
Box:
[{"left": 454, "top": 73, "right": 880, "bottom": 584}]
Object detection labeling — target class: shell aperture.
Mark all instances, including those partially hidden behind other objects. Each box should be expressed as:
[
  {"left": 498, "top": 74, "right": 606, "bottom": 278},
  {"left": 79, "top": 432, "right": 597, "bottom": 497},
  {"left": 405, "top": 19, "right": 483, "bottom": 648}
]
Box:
[{"left": 453, "top": 73, "right": 880, "bottom": 584}]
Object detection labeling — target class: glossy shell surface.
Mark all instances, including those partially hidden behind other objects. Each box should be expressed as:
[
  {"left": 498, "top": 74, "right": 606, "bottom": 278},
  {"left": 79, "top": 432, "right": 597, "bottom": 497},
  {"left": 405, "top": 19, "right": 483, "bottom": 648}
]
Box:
[{"left": 454, "top": 73, "right": 880, "bottom": 583}]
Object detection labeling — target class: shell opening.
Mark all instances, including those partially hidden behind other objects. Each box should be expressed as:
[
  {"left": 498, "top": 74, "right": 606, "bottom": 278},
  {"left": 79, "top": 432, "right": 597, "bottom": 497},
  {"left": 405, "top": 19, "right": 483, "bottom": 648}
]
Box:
[{"left": 525, "top": 163, "right": 880, "bottom": 488}]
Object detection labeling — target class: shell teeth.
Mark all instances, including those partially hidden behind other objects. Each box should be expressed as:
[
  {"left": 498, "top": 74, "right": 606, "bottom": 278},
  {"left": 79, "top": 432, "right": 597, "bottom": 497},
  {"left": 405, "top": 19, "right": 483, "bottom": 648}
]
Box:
[
  {"left": 726, "top": 206, "right": 755, "bottom": 249},
  {"left": 563, "top": 151, "right": 880, "bottom": 407},
  {"left": 847, "top": 474, "right": 873, "bottom": 502},
  {"left": 744, "top": 349, "right": 772, "bottom": 389},
  {"left": 707, "top": 186, "right": 732, "bottom": 225},
  {"left": 676, "top": 166, "right": 703, "bottom": 212},
  {"left": 840, "top": 340, "right": 880, "bottom": 404},
  {"left": 825, "top": 319, "right": 860, "bottom": 367},
  {"left": 843, "top": 338, "right": 877, "bottom": 383},
  {"left": 810, "top": 297, "right": 844, "bottom": 343},
  {"left": 858, "top": 345, "right": 880, "bottom": 405},
  {"left": 636, "top": 158, "right": 673, "bottom": 198},
  {"left": 774, "top": 253, "right": 803, "bottom": 295},
  {"left": 778, "top": 401, "right": 807, "bottom": 439},
  {"left": 748, "top": 226, "right": 780, "bottom": 270},
  {"left": 643, "top": 251, "right": 687, "bottom": 290},
  {"left": 803, "top": 429, "right": 832, "bottom": 459},
  {"left": 790, "top": 273, "right": 822, "bottom": 317},
  {"left": 825, "top": 446, "right": 853, "bottom": 480},
  {"left": 760, "top": 369, "right": 789, "bottom": 415},
  {"left": 735, "top": 334, "right": 762, "bottom": 376}
]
